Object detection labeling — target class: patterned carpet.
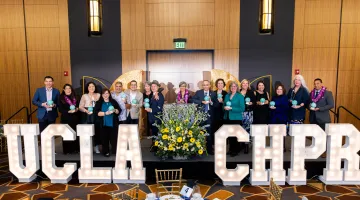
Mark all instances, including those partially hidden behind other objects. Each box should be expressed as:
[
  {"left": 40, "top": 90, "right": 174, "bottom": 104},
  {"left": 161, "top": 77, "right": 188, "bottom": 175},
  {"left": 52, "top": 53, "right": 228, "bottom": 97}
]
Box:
[{"left": 0, "top": 153, "right": 359, "bottom": 200}]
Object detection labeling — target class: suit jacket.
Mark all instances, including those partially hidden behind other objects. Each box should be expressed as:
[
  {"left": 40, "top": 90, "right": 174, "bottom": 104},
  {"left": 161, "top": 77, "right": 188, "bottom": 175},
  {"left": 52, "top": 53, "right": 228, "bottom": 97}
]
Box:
[
  {"left": 223, "top": 92, "right": 245, "bottom": 120},
  {"left": 148, "top": 93, "right": 165, "bottom": 124},
  {"left": 287, "top": 86, "right": 309, "bottom": 121},
  {"left": 213, "top": 90, "right": 228, "bottom": 120},
  {"left": 32, "top": 87, "right": 60, "bottom": 120},
  {"left": 309, "top": 90, "right": 334, "bottom": 124},
  {"left": 189, "top": 89, "right": 219, "bottom": 120},
  {"left": 124, "top": 89, "right": 143, "bottom": 119}
]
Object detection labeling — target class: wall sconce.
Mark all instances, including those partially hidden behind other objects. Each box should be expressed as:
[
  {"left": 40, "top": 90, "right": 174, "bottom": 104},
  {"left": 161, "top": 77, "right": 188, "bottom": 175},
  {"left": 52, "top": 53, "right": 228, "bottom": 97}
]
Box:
[
  {"left": 259, "top": 0, "right": 274, "bottom": 34},
  {"left": 88, "top": 0, "right": 102, "bottom": 36}
]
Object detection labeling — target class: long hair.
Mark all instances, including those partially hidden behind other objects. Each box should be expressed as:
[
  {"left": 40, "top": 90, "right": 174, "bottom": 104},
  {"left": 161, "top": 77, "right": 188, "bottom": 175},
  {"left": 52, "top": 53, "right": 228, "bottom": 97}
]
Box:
[
  {"left": 256, "top": 80, "right": 266, "bottom": 92},
  {"left": 84, "top": 82, "right": 98, "bottom": 94},
  {"left": 60, "top": 84, "right": 77, "bottom": 104},
  {"left": 240, "top": 79, "right": 251, "bottom": 91},
  {"left": 291, "top": 75, "right": 309, "bottom": 92}
]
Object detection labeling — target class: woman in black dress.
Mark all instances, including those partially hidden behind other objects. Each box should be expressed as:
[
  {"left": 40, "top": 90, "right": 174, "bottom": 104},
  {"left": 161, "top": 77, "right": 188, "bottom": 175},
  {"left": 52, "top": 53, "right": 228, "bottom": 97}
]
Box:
[
  {"left": 253, "top": 81, "right": 270, "bottom": 124},
  {"left": 212, "top": 78, "right": 228, "bottom": 134},
  {"left": 58, "top": 84, "right": 79, "bottom": 154}
]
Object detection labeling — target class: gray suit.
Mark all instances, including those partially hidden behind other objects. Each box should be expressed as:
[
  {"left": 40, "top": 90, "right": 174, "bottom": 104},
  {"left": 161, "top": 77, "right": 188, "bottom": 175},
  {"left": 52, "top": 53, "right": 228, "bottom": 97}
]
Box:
[
  {"left": 124, "top": 89, "right": 143, "bottom": 120},
  {"left": 309, "top": 90, "right": 334, "bottom": 130}
]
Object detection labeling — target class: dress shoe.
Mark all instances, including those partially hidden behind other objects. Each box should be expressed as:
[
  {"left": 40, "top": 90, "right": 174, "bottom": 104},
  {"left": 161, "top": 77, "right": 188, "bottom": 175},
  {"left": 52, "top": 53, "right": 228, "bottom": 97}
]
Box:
[{"left": 104, "top": 153, "right": 110, "bottom": 157}]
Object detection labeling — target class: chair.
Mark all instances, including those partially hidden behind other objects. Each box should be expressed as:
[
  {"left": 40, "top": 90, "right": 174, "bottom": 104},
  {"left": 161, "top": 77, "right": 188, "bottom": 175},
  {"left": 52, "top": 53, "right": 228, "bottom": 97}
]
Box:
[
  {"left": 155, "top": 168, "right": 183, "bottom": 196},
  {"left": 111, "top": 184, "right": 139, "bottom": 200},
  {"left": 267, "top": 178, "right": 283, "bottom": 200}
]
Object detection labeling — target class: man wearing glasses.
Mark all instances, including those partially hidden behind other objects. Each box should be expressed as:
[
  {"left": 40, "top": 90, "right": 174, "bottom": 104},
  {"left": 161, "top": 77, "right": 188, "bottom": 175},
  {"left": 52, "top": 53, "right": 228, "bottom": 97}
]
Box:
[{"left": 125, "top": 80, "right": 143, "bottom": 124}]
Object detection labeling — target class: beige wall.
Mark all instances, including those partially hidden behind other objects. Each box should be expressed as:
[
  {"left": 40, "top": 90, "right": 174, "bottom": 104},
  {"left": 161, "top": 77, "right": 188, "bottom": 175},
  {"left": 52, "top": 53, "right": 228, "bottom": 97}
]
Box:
[
  {"left": 0, "top": 0, "right": 71, "bottom": 121},
  {"left": 121, "top": 0, "right": 240, "bottom": 77},
  {"left": 293, "top": 0, "right": 360, "bottom": 128}
]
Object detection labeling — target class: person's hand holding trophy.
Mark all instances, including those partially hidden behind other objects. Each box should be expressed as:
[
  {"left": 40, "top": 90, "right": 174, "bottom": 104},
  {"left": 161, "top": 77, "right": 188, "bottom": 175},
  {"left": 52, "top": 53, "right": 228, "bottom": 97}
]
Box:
[
  {"left": 224, "top": 101, "right": 232, "bottom": 110},
  {"left": 269, "top": 101, "right": 276, "bottom": 109}
]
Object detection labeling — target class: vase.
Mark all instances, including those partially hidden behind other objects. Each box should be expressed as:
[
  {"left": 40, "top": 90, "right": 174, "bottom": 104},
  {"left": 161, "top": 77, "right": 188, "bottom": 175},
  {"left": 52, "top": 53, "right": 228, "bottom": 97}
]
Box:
[{"left": 173, "top": 155, "right": 188, "bottom": 160}]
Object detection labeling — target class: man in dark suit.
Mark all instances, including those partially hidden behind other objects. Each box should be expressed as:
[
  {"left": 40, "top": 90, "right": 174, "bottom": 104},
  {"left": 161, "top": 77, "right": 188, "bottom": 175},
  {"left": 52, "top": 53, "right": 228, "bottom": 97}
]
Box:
[
  {"left": 32, "top": 76, "right": 60, "bottom": 133},
  {"left": 190, "top": 80, "right": 219, "bottom": 154},
  {"left": 309, "top": 78, "right": 334, "bottom": 131}
]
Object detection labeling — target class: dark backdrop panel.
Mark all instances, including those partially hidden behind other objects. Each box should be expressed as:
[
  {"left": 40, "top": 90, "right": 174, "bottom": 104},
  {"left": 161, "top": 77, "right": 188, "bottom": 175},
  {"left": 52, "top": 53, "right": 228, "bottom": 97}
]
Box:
[
  {"left": 69, "top": 0, "right": 121, "bottom": 89},
  {"left": 239, "top": 0, "right": 295, "bottom": 92}
]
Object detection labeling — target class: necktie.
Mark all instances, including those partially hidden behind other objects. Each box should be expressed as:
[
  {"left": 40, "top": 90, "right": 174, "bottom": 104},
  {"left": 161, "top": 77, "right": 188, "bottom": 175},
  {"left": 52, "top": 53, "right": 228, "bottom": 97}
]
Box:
[
  {"left": 205, "top": 92, "right": 209, "bottom": 112},
  {"left": 315, "top": 91, "right": 319, "bottom": 98}
]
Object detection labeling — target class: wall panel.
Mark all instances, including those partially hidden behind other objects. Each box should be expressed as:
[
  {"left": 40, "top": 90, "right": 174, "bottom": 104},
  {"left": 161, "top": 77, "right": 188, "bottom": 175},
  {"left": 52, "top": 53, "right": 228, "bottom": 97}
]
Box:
[{"left": 179, "top": 3, "right": 214, "bottom": 26}]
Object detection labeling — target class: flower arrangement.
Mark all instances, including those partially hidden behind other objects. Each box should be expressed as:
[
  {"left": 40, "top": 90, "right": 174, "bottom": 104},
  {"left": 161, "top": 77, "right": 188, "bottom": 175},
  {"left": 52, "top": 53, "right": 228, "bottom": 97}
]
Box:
[{"left": 151, "top": 104, "right": 209, "bottom": 159}]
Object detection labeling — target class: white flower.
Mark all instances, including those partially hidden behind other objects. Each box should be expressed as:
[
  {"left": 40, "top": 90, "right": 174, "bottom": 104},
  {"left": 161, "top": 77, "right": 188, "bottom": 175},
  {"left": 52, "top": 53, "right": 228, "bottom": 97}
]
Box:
[{"left": 164, "top": 147, "right": 168, "bottom": 151}]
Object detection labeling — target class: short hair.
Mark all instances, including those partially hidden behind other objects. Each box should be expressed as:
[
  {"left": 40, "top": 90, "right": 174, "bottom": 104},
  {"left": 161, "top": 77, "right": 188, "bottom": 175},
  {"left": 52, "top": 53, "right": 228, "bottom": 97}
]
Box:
[
  {"left": 130, "top": 80, "right": 137, "bottom": 85},
  {"left": 275, "top": 84, "right": 286, "bottom": 96},
  {"left": 151, "top": 80, "right": 160, "bottom": 87},
  {"left": 115, "top": 81, "right": 122, "bottom": 86},
  {"left": 44, "top": 76, "right": 54, "bottom": 81},
  {"left": 314, "top": 78, "right": 322, "bottom": 83},
  {"left": 228, "top": 81, "right": 239, "bottom": 93},
  {"left": 144, "top": 81, "right": 151, "bottom": 87},
  {"left": 179, "top": 81, "right": 187, "bottom": 87},
  {"left": 215, "top": 78, "right": 225, "bottom": 88},
  {"left": 84, "top": 81, "right": 98, "bottom": 94},
  {"left": 203, "top": 80, "right": 210, "bottom": 84}
]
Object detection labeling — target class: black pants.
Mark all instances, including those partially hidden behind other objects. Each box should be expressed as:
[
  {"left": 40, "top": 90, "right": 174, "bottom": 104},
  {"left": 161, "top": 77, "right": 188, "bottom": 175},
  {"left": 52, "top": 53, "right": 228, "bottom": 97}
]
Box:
[
  {"left": 310, "top": 114, "right": 326, "bottom": 131},
  {"left": 62, "top": 121, "right": 79, "bottom": 154},
  {"left": 150, "top": 120, "right": 159, "bottom": 137},
  {"left": 39, "top": 113, "right": 56, "bottom": 133},
  {"left": 126, "top": 115, "right": 139, "bottom": 124},
  {"left": 100, "top": 126, "right": 118, "bottom": 155},
  {"left": 224, "top": 120, "right": 243, "bottom": 153}
]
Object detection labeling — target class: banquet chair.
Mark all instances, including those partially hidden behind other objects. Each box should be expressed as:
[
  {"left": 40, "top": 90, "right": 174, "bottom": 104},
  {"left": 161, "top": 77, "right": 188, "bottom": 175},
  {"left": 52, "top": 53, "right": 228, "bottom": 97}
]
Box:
[
  {"left": 111, "top": 184, "right": 139, "bottom": 200},
  {"left": 155, "top": 168, "right": 183, "bottom": 196},
  {"left": 267, "top": 178, "right": 283, "bottom": 200}
]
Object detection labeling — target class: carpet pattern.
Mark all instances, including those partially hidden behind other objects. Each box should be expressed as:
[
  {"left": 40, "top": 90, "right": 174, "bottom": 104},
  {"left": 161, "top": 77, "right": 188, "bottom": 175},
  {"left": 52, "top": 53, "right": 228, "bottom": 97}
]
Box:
[{"left": 0, "top": 153, "right": 359, "bottom": 200}]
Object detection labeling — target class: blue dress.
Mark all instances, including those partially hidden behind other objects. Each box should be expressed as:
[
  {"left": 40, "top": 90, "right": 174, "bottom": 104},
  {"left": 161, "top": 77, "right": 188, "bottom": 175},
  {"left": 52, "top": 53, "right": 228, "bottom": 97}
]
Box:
[
  {"left": 287, "top": 86, "right": 310, "bottom": 123},
  {"left": 270, "top": 95, "right": 289, "bottom": 124}
]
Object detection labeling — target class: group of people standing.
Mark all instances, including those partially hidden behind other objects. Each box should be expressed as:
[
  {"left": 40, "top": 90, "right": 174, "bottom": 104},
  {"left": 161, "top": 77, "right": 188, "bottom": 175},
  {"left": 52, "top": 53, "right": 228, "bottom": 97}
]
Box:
[{"left": 32, "top": 74, "right": 334, "bottom": 158}]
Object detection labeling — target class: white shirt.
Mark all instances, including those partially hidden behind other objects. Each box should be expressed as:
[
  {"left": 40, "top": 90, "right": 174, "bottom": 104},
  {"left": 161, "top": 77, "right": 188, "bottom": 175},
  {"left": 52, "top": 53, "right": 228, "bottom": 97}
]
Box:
[
  {"left": 46, "top": 87, "right": 53, "bottom": 111},
  {"left": 111, "top": 92, "right": 127, "bottom": 121}
]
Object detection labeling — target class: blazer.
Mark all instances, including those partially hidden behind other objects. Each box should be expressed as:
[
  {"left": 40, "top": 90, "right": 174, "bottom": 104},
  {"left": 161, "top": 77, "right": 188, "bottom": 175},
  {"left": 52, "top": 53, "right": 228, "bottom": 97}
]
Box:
[
  {"left": 124, "top": 89, "right": 143, "bottom": 119},
  {"left": 148, "top": 93, "right": 165, "bottom": 124},
  {"left": 223, "top": 92, "right": 245, "bottom": 121},
  {"left": 94, "top": 99, "right": 121, "bottom": 129},
  {"left": 32, "top": 87, "right": 60, "bottom": 120},
  {"left": 287, "top": 86, "right": 310, "bottom": 121},
  {"left": 213, "top": 90, "right": 228, "bottom": 121},
  {"left": 309, "top": 90, "right": 334, "bottom": 124},
  {"left": 189, "top": 89, "right": 219, "bottom": 120}
]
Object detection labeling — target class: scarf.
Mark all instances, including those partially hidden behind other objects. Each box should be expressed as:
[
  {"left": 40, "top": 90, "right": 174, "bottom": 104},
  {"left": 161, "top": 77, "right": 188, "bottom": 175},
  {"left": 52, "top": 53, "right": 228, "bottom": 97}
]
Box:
[
  {"left": 310, "top": 86, "right": 326, "bottom": 103},
  {"left": 64, "top": 95, "right": 76, "bottom": 106},
  {"left": 177, "top": 89, "right": 189, "bottom": 103}
]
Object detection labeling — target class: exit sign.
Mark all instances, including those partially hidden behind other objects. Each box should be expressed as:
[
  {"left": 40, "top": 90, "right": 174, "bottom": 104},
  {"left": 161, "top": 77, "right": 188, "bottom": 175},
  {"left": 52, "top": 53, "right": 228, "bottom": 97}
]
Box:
[{"left": 173, "top": 38, "right": 187, "bottom": 49}]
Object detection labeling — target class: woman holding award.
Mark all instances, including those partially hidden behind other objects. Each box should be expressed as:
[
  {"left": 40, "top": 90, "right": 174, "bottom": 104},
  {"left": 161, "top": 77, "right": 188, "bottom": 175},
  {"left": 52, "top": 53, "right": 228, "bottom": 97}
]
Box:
[
  {"left": 253, "top": 81, "right": 270, "bottom": 124},
  {"left": 176, "top": 81, "right": 191, "bottom": 104},
  {"left": 95, "top": 88, "right": 121, "bottom": 157},
  {"left": 79, "top": 82, "right": 101, "bottom": 154},
  {"left": 287, "top": 75, "right": 310, "bottom": 124},
  {"left": 223, "top": 81, "right": 245, "bottom": 157},
  {"left": 58, "top": 84, "right": 79, "bottom": 154},
  {"left": 213, "top": 79, "right": 228, "bottom": 133},
  {"left": 269, "top": 84, "right": 289, "bottom": 124},
  {"left": 145, "top": 80, "right": 165, "bottom": 150},
  {"left": 239, "top": 79, "right": 255, "bottom": 154}
]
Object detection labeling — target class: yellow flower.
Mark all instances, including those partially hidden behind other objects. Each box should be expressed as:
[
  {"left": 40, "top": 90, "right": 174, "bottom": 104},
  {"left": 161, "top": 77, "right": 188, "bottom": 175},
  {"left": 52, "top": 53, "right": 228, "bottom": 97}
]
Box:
[
  {"left": 195, "top": 141, "right": 201, "bottom": 148},
  {"left": 177, "top": 137, "right": 183, "bottom": 143},
  {"left": 169, "top": 146, "right": 174, "bottom": 151},
  {"left": 169, "top": 144, "right": 173, "bottom": 148},
  {"left": 161, "top": 129, "right": 165, "bottom": 133},
  {"left": 164, "top": 128, "right": 169, "bottom": 133},
  {"left": 183, "top": 143, "right": 189, "bottom": 148},
  {"left": 188, "top": 130, "right": 193, "bottom": 136},
  {"left": 176, "top": 127, "right": 181, "bottom": 132},
  {"left": 162, "top": 135, "right": 168, "bottom": 140},
  {"left": 190, "top": 138, "right": 195, "bottom": 143},
  {"left": 198, "top": 149, "right": 203, "bottom": 155},
  {"left": 200, "top": 130, "right": 204, "bottom": 134},
  {"left": 155, "top": 141, "right": 159, "bottom": 146}
]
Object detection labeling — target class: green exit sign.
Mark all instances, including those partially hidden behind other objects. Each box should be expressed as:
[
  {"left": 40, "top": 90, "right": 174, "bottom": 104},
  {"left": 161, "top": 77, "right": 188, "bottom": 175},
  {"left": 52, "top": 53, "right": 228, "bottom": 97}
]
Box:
[{"left": 173, "top": 38, "right": 187, "bottom": 49}]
